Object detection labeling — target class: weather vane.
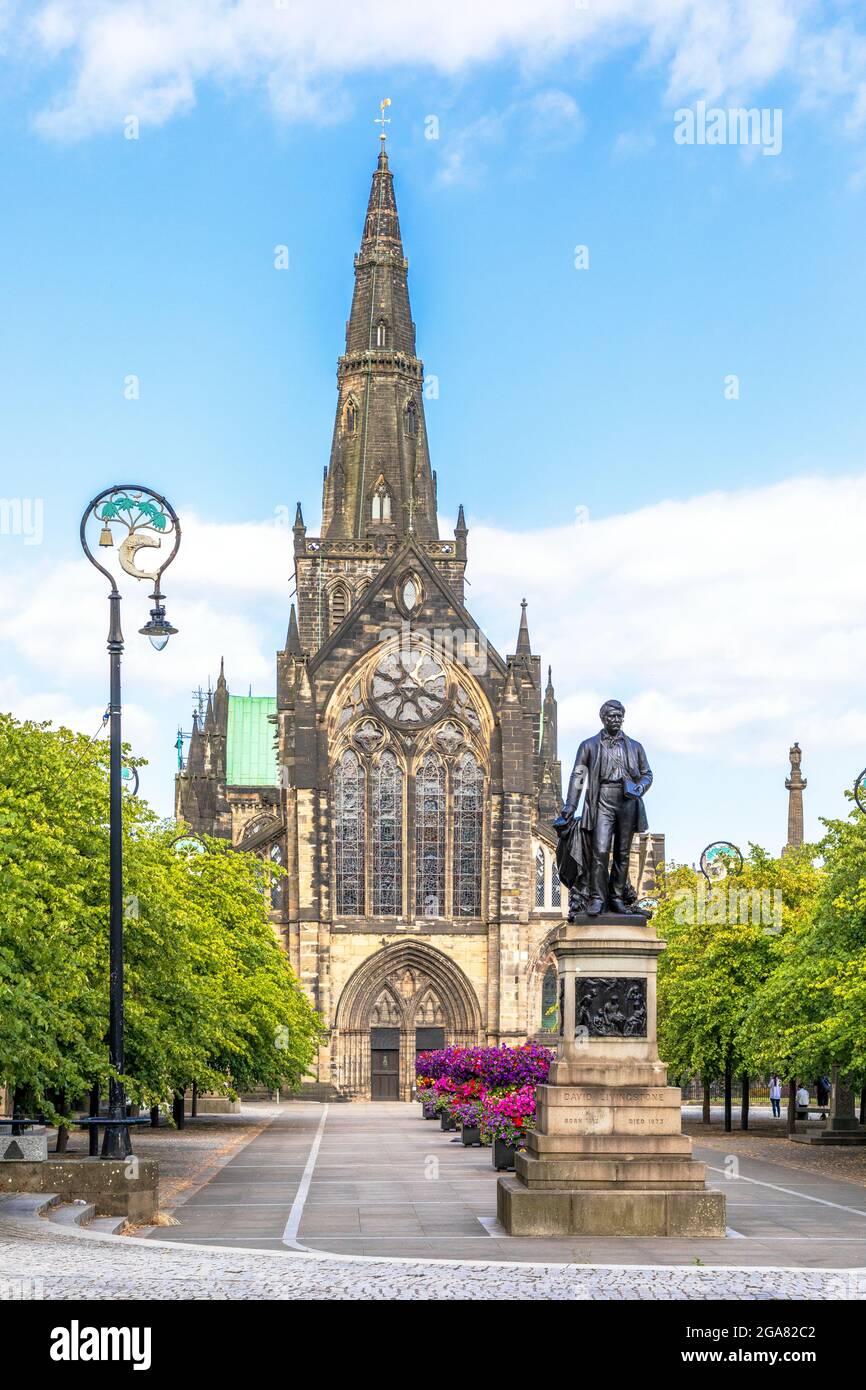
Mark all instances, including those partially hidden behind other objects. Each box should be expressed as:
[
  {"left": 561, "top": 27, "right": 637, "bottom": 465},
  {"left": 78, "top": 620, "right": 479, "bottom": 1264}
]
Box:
[{"left": 375, "top": 97, "right": 391, "bottom": 145}]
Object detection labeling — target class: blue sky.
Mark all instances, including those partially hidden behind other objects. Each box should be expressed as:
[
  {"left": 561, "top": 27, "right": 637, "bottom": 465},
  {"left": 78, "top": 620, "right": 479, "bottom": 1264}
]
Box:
[{"left": 2, "top": 1, "right": 866, "bottom": 863}]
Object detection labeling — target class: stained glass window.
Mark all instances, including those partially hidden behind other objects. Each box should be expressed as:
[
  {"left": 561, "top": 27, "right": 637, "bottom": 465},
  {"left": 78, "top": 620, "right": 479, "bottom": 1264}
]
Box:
[
  {"left": 541, "top": 965, "right": 558, "bottom": 1032},
  {"left": 270, "top": 843, "right": 284, "bottom": 912},
  {"left": 535, "top": 846, "right": 545, "bottom": 907},
  {"left": 372, "top": 642, "right": 446, "bottom": 726},
  {"left": 334, "top": 748, "right": 365, "bottom": 915},
  {"left": 415, "top": 752, "right": 445, "bottom": 917},
  {"left": 551, "top": 858, "right": 562, "bottom": 908},
  {"left": 453, "top": 750, "right": 483, "bottom": 917},
  {"left": 373, "top": 751, "right": 403, "bottom": 916}
]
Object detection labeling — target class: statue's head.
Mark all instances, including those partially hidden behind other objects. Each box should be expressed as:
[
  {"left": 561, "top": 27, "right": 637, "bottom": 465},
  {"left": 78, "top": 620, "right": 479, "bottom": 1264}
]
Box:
[{"left": 599, "top": 699, "right": 625, "bottom": 735}]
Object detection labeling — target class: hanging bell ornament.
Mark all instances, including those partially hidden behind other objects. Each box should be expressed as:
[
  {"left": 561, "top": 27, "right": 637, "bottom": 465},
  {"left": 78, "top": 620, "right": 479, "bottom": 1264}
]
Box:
[{"left": 99, "top": 522, "right": 114, "bottom": 547}]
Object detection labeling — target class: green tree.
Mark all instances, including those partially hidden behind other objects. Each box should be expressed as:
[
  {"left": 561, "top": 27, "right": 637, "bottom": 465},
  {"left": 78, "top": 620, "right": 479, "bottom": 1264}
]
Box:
[
  {"left": 739, "top": 806, "right": 866, "bottom": 1083},
  {"left": 0, "top": 714, "right": 323, "bottom": 1117},
  {"left": 655, "top": 847, "right": 820, "bottom": 1120}
]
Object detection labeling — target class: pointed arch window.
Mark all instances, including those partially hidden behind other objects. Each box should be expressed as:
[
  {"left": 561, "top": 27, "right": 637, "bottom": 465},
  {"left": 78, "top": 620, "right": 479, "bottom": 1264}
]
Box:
[
  {"left": 376, "top": 319, "right": 388, "bottom": 348},
  {"left": 372, "top": 751, "right": 403, "bottom": 916},
  {"left": 453, "top": 751, "right": 484, "bottom": 917},
  {"left": 330, "top": 581, "right": 351, "bottom": 633},
  {"left": 270, "top": 843, "right": 284, "bottom": 912},
  {"left": 551, "top": 858, "right": 562, "bottom": 909},
  {"left": 535, "top": 847, "right": 546, "bottom": 908},
  {"left": 541, "top": 965, "right": 558, "bottom": 1032},
  {"left": 344, "top": 399, "right": 357, "bottom": 435},
  {"left": 334, "top": 749, "right": 365, "bottom": 915},
  {"left": 371, "top": 479, "right": 391, "bottom": 522},
  {"left": 405, "top": 399, "right": 418, "bottom": 438},
  {"left": 415, "top": 752, "right": 445, "bottom": 917}
]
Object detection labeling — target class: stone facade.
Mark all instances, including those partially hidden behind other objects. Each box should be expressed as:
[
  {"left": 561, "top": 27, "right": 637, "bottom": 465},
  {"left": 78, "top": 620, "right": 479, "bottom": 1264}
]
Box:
[{"left": 175, "top": 145, "right": 663, "bottom": 1099}]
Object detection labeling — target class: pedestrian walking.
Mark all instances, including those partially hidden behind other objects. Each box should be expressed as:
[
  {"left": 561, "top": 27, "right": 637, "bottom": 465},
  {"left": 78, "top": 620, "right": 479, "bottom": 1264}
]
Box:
[{"left": 769, "top": 1074, "right": 782, "bottom": 1118}]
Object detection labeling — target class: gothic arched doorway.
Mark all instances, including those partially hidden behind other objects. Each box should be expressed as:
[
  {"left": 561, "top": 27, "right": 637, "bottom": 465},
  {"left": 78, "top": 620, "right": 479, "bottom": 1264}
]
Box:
[{"left": 333, "top": 941, "right": 483, "bottom": 1100}]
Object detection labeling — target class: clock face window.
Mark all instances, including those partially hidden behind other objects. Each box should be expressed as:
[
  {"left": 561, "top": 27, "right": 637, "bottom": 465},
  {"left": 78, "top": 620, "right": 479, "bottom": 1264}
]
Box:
[{"left": 370, "top": 642, "right": 447, "bottom": 725}]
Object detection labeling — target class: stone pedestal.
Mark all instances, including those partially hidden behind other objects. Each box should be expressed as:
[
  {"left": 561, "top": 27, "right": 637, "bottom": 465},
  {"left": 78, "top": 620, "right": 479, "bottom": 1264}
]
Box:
[
  {"left": 0, "top": 1133, "right": 47, "bottom": 1162},
  {"left": 497, "top": 914, "right": 726, "bottom": 1237},
  {"left": 794, "top": 1069, "right": 866, "bottom": 1146}
]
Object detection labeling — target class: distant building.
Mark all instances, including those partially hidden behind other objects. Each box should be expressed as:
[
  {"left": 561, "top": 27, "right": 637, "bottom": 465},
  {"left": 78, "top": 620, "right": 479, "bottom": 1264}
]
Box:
[
  {"left": 175, "top": 141, "right": 662, "bottom": 1099},
  {"left": 783, "top": 741, "right": 807, "bottom": 853}
]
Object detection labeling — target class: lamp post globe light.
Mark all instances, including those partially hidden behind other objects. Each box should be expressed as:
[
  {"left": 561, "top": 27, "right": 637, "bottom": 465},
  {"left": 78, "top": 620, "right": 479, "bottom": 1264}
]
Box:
[{"left": 80, "top": 486, "right": 180, "bottom": 1158}]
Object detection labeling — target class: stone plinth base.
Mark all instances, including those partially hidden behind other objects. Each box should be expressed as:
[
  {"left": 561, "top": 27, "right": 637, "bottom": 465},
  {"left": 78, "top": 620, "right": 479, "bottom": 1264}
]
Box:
[
  {"left": 497, "top": 1175, "right": 726, "bottom": 1237},
  {"left": 0, "top": 1134, "right": 47, "bottom": 1162},
  {"left": 185, "top": 1096, "right": 240, "bottom": 1115},
  {"left": 498, "top": 912, "right": 726, "bottom": 1238},
  {"left": 0, "top": 1158, "right": 158, "bottom": 1222},
  {"left": 791, "top": 1129, "right": 866, "bottom": 1147}
]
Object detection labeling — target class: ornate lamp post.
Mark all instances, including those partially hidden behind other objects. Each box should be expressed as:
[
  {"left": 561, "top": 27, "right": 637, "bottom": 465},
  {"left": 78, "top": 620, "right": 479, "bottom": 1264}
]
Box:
[{"left": 80, "top": 486, "right": 180, "bottom": 1157}]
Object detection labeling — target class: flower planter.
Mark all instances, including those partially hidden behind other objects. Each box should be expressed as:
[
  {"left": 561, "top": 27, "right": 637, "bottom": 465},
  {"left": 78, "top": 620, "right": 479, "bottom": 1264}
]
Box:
[
  {"left": 492, "top": 1137, "right": 519, "bottom": 1171},
  {"left": 422, "top": 1101, "right": 437, "bottom": 1120},
  {"left": 440, "top": 1112, "right": 458, "bottom": 1132},
  {"left": 461, "top": 1125, "right": 481, "bottom": 1146}
]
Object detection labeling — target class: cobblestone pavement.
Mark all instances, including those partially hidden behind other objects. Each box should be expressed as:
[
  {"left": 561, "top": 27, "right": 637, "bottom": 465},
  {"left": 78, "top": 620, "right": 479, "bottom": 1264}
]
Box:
[{"left": 0, "top": 1209, "right": 861, "bottom": 1300}]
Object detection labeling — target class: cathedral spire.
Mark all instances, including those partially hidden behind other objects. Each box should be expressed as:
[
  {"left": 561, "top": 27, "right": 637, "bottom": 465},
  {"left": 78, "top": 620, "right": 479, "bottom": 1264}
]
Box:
[
  {"left": 320, "top": 132, "right": 438, "bottom": 544},
  {"left": 186, "top": 712, "right": 204, "bottom": 775},
  {"left": 213, "top": 656, "right": 228, "bottom": 731},
  {"left": 516, "top": 599, "right": 532, "bottom": 656},
  {"left": 285, "top": 603, "right": 302, "bottom": 658},
  {"left": 541, "top": 666, "right": 557, "bottom": 757}
]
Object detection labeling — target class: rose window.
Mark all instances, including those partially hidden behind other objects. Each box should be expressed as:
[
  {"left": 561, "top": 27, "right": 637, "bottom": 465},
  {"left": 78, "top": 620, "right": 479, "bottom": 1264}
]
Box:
[{"left": 370, "top": 643, "right": 447, "bottom": 726}]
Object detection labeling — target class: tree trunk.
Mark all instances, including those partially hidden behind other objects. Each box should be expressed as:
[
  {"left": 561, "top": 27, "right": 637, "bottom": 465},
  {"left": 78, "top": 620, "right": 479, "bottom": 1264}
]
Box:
[
  {"left": 150, "top": 1106, "right": 160, "bottom": 1128},
  {"left": 702, "top": 1077, "right": 712, "bottom": 1126},
  {"left": 172, "top": 1090, "right": 186, "bottom": 1129},
  {"left": 860, "top": 1086, "right": 866, "bottom": 1127},
  {"left": 54, "top": 1090, "right": 69, "bottom": 1153},
  {"left": 89, "top": 1083, "right": 100, "bottom": 1156},
  {"left": 787, "top": 1077, "right": 797, "bottom": 1135},
  {"left": 724, "top": 1062, "right": 733, "bottom": 1133},
  {"left": 191, "top": 1081, "right": 198, "bottom": 1118},
  {"left": 740, "top": 1073, "right": 750, "bottom": 1130}
]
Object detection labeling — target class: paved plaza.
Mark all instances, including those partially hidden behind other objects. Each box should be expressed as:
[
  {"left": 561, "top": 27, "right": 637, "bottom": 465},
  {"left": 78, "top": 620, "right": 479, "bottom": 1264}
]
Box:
[
  {"left": 1, "top": 1101, "right": 865, "bottom": 1299},
  {"left": 144, "top": 1101, "right": 866, "bottom": 1267}
]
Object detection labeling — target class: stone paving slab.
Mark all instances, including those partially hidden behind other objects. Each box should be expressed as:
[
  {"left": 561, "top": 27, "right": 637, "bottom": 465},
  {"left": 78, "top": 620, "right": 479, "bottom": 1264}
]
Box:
[{"left": 142, "top": 1101, "right": 866, "bottom": 1273}]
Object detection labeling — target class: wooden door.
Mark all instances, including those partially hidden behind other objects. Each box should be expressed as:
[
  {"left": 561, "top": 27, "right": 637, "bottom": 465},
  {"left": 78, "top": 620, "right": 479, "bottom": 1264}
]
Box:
[{"left": 370, "top": 1027, "right": 400, "bottom": 1100}]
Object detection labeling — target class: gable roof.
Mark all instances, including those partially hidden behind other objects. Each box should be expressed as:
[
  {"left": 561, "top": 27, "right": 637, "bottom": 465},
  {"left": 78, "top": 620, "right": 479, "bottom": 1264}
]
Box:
[{"left": 308, "top": 538, "right": 508, "bottom": 681}]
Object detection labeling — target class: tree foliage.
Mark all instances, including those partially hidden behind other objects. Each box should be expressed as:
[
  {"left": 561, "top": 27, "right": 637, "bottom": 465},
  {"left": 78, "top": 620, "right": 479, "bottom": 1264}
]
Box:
[
  {"left": 0, "top": 714, "right": 324, "bottom": 1116},
  {"left": 738, "top": 804, "right": 866, "bottom": 1080},
  {"left": 656, "top": 846, "right": 822, "bottom": 1084}
]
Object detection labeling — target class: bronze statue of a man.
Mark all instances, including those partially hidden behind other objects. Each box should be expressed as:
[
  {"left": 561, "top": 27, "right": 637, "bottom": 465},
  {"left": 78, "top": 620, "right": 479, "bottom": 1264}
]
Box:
[{"left": 555, "top": 699, "right": 652, "bottom": 918}]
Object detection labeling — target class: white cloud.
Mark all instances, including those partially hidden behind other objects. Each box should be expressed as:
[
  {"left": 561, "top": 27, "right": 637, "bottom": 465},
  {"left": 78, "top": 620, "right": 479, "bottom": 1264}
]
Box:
[
  {"left": 7, "top": 0, "right": 866, "bottom": 143},
  {"left": 435, "top": 89, "right": 583, "bottom": 187},
  {"left": 464, "top": 473, "right": 866, "bottom": 765},
  {"left": 4, "top": 473, "right": 866, "bottom": 851}
]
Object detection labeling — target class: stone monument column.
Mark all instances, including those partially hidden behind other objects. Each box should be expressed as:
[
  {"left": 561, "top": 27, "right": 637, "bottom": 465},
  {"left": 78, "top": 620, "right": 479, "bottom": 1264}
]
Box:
[{"left": 497, "top": 911, "right": 726, "bottom": 1236}]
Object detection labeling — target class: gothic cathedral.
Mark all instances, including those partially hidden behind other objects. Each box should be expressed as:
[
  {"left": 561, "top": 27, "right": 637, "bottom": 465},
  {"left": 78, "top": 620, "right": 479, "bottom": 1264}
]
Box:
[{"left": 175, "top": 143, "right": 663, "bottom": 1100}]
